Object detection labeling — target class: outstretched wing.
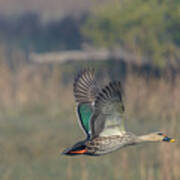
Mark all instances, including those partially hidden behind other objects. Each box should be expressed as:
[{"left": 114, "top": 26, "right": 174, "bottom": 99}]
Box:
[
  {"left": 73, "top": 68, "right": 99, "bottom": 137},
  {"left": 90, "top": 81, "right": 125, "bottom": 138}
]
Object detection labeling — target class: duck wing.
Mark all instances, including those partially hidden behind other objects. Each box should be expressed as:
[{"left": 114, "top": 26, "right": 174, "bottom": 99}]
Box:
[
  {"left": 73, "top": 68, "right": 99, "bottom": 137},
  {"left": 90, "top": 81, "right": 125, "bottom": 138}
]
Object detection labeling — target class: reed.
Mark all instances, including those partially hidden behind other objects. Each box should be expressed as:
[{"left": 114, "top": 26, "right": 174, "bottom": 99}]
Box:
[{"left": 0, "top": 47, "right": 179, "bottom": 179}]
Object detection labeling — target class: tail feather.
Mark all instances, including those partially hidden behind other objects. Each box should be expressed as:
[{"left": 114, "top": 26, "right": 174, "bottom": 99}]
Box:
[{"left": 62, "top": 143, "right": 87, "bottom": 156}]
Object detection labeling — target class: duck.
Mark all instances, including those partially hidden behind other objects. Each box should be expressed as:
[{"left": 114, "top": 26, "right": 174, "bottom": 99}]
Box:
[{"left": 62, "top": 68, "right": 175, "bottom": 156}]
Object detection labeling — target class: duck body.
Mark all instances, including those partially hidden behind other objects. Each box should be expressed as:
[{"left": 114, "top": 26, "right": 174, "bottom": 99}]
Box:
[
  {"left": 85, "top": 132, "right": 137, "bottom": 156},
  {"left": 63, "top": 132, "right": 138, "bottom": 156}
]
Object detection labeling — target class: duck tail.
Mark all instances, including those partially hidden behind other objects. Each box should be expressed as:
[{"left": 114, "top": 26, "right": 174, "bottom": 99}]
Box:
[{"left": 62, "top": 143, "right": 88, "bottom": 156}]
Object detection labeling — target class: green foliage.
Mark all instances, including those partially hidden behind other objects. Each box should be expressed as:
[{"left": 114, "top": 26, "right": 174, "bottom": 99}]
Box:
[{"left": 83, "top": 0, "right": 180, "bottom": 68}]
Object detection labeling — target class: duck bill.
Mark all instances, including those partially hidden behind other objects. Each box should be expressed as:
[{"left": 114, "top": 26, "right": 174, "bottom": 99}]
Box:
[{"left": 162, "top": 136, "right": 175, "bottom": 143}]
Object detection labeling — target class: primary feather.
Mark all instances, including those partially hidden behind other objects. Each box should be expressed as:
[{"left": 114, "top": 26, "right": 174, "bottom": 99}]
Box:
[{"left": 73, "top": 68, "right": 99, "bottom": 104}]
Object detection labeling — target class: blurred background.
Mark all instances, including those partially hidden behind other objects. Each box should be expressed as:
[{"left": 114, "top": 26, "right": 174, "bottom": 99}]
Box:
[{"left": 0, "top": 0, "right": 179, "bottom": 179}]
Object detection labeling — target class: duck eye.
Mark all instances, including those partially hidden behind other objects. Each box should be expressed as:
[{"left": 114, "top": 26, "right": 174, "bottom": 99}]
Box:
[{"left": 158, "top": 132, "right": 163, "bottom": 135}]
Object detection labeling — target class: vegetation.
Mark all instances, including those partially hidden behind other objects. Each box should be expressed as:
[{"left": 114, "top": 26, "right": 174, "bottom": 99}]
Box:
[
  {"left": 83, "top": 0, "right": 180, "bottom": 68},
  {"left": 0, "top": 13, "right": 85, "bottom": 53},
  {"left": 0, "top": 1, "right": 179, "bottom": 179},
  {"left": 0, "top": 49, "right": 179, "bottom": 179}
]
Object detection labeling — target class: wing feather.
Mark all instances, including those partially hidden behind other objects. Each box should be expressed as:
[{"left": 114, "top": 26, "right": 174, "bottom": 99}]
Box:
[
  {"left": 74, "top": 68, "right": 99, "bottom": 104},
  {"left": 90, "top": 81, "right": 125, "bottom": 138},
  {"left": 73, "top": 68, "right": 99, "bottom": 137}
]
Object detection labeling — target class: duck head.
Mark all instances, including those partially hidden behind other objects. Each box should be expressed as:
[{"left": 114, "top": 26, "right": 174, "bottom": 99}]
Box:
[{"left": 138, "top": 132, "right": 175, "bottom": 143}]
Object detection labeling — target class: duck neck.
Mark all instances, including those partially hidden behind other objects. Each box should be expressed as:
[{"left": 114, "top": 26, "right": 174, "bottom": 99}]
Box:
[{"left": 136, "top": 133, "right": 159, "bottom": 143}]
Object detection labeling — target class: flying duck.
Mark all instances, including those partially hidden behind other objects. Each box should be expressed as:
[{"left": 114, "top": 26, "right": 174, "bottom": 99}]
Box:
[{"left": 63, "top": 68, "right": 175, "bottom": 156}]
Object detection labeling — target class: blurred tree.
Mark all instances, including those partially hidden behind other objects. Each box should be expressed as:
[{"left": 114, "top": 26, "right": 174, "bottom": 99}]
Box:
[
  {"left": 0, "top": 13, "right": 86, "bottom": 53},
  {"left": 82, "top": 0, "right": 180, "bottom": 68}
]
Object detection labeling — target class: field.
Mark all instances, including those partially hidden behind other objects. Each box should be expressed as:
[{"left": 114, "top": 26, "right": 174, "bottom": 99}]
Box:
[{"left": 0, "top": 59, "right": 179, "bottom": 180}]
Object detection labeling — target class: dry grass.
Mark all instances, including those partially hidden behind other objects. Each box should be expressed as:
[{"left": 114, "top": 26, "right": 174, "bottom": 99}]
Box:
[{"left": 0, "top": 47, "right": 179, "bottom": 180}]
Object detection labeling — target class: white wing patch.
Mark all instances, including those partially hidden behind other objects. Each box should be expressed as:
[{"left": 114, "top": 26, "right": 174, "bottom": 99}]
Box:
[
  {"left": 99, "top": 128, "right": 125, "bottom": 137},
  {"left": 99, "top": 115, "right": 125, "bottom": 136}
]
